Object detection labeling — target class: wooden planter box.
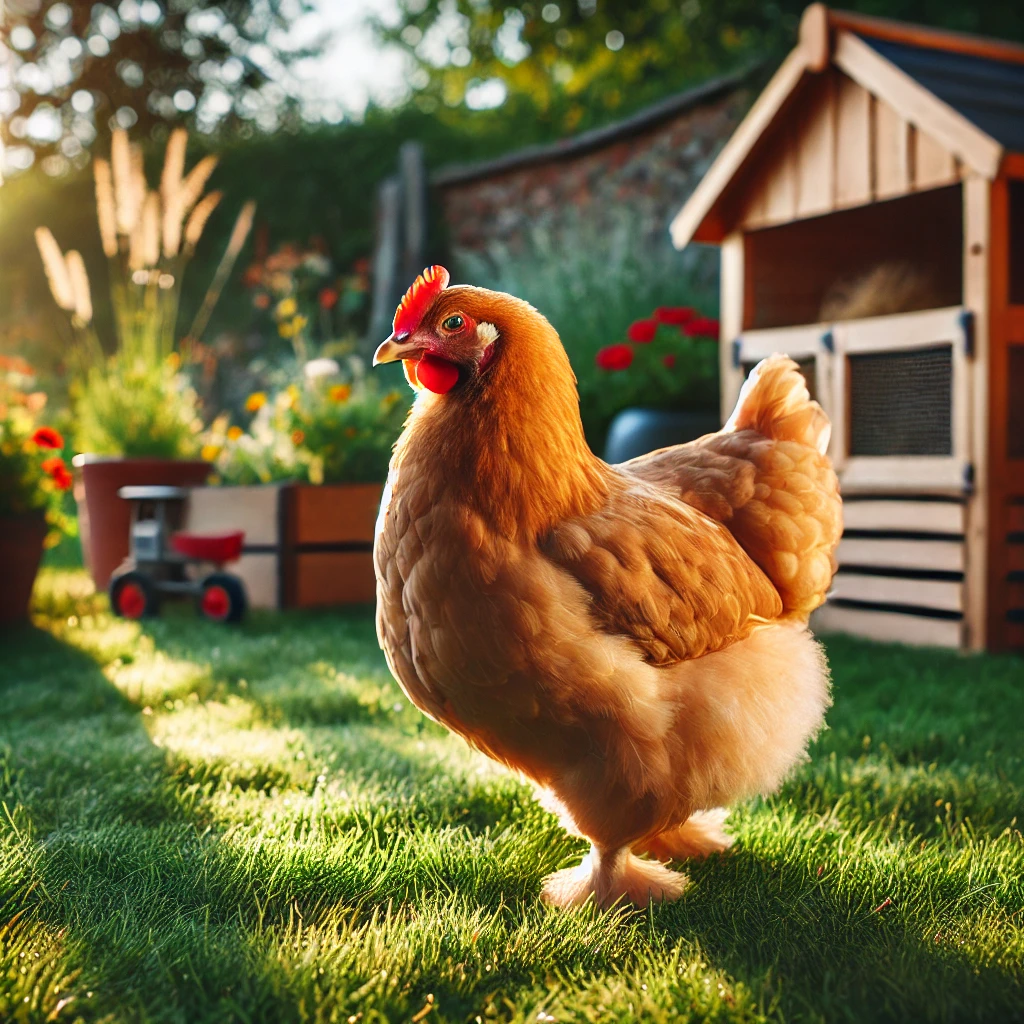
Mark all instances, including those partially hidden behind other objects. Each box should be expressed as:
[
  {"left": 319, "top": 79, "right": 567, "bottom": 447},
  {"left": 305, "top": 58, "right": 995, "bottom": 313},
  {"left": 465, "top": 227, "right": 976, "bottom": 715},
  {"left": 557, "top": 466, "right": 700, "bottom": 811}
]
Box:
[{"left": 184, "top": 483, "right": 382, "bottom": 609}]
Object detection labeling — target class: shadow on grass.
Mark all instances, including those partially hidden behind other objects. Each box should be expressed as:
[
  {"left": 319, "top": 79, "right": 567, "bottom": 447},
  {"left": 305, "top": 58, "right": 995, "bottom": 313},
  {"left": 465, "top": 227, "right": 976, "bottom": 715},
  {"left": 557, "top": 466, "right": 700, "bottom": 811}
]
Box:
[{"left": 2, "top": 608, "right": 1022, "bottom": 1022}]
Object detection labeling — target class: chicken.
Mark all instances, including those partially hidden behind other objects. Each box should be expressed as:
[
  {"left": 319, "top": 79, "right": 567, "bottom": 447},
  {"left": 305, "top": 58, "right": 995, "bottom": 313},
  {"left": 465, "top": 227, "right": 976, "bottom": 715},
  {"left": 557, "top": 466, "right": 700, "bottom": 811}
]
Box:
[{"left": 372, "top": 266, "right": 842, "bottom": 908}]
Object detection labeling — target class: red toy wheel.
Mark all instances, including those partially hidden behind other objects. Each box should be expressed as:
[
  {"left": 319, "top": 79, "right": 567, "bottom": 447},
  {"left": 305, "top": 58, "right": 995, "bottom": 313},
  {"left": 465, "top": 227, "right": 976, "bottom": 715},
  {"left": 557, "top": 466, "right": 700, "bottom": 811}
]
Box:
[
  {"left": 197, "top": 573, "right": 247, "bottom": 623},
  {"left": 109, "top": 571, "right": 159, "bottom": 620},
  {"left": 201, "top": 584, "right": 231, "bottom": 619}
]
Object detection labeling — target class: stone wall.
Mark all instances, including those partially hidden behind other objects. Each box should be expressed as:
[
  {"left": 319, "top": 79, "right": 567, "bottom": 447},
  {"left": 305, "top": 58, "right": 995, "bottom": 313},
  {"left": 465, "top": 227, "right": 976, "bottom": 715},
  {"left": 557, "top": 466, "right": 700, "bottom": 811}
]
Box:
[{"left": 432, "top": 74, "right": 753, "bottom": 260}]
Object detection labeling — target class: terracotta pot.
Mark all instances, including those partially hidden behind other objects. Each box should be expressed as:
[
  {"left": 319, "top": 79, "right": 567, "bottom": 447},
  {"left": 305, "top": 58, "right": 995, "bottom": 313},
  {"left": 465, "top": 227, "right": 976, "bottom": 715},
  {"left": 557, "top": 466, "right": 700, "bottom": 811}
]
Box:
[
  {"left": 72, "top": 456, "right": 210, "bottom": 591},
  {"left": 0, "top": 514, "right": 48, "bottom": 625}
]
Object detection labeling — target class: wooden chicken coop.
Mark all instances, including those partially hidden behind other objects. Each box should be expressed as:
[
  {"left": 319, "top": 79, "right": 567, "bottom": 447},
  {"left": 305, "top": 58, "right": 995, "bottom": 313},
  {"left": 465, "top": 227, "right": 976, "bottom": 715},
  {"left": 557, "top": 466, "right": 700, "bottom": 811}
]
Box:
[{"left": 671, "top": 5, "right": 1024, "bottom": 651}]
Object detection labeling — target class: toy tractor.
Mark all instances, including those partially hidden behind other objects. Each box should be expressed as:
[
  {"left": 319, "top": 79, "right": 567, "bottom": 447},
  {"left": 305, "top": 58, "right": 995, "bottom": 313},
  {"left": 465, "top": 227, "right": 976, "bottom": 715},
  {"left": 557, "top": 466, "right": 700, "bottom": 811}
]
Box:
[{"left": 109, "top": 485, "right": 247, "bottom": 622}]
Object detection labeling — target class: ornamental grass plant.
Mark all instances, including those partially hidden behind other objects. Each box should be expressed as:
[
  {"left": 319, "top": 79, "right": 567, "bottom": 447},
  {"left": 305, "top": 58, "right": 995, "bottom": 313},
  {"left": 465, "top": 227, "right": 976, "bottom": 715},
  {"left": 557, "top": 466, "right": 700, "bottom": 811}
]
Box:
[{"left": 35, "top": 128, "right": 255, "bottom": 458}]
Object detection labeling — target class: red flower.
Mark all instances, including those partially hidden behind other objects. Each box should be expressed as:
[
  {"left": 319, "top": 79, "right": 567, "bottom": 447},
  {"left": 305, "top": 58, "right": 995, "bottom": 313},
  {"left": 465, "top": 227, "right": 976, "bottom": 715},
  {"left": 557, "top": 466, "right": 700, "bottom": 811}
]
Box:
[
  {"left": 42, "top": 456, "right": 72, "bottom": 490},
  {"left": 626, "top": 319, "right": 658, "bottom": 344},
  {"left": 318, "top": 286, "right": 339, "bottom": 310},
  {"left": 253, "top": 292, "right": 271, "bottom": 310},
  {"left": 595, "top": 344, "right": 634, "bottom": 371},
  {"left": 654, "top": 306, "right": 695, "bottom": 325},
  {"left": 32, "top": 426, "right": 63, "bottom": 449},
  {"left": 662, "top": 354, "right": 676, "bottom": 369},
  {"left": 241, "top": 263, "right": 263, "bottom": 288},
  {"left": 683, "top": 316, "right": 720, "bottom": 338}
]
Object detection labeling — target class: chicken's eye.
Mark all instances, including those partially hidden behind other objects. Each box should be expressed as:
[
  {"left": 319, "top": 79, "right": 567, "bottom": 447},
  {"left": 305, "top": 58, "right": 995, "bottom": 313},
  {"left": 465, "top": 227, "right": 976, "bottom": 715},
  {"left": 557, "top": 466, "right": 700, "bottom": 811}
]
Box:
[{"left": 441, "top": 314, "right": 464, "bottom": 332}]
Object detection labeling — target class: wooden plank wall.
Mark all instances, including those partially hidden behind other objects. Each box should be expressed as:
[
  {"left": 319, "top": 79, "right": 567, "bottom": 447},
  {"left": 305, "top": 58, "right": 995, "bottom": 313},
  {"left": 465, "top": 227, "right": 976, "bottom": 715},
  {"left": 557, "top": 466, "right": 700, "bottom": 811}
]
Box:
[
  {"left": 812, "top": 496, "right": 967, "bottom": 648},
  {"left": 740, "top": 69, "right": 962, "bottom": 231}
]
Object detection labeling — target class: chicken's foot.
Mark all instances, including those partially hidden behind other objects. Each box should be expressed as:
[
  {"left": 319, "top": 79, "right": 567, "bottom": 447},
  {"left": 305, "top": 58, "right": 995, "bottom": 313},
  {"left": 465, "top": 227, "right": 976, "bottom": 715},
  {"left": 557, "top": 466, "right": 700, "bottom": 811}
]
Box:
[{"left": 541, "top": 844, "right": 689, "bottom": 909}]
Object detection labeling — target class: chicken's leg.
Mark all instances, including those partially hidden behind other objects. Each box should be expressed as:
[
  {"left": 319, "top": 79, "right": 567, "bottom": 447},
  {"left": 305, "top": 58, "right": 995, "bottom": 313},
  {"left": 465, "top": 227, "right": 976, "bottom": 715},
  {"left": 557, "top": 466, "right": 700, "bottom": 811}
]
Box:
[{"left": 541, "top": 844, "right": 689, "bottom": 909}]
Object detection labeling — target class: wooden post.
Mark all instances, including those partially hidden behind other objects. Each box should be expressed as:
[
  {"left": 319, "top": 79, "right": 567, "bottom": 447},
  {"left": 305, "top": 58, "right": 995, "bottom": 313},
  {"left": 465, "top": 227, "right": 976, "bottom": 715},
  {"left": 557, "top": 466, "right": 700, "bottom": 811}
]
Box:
[
  {"left": 719, "top": 232, "right": 746, "bottom": 419},
  {"left": 369, "top": 175, "right": 402, "bottom": 344},
  {"left": 399, "top": 141, "right": 428, "bottom": 285},
  {"left": 962, "top": 175, "right": 991, "bottom": 650}
]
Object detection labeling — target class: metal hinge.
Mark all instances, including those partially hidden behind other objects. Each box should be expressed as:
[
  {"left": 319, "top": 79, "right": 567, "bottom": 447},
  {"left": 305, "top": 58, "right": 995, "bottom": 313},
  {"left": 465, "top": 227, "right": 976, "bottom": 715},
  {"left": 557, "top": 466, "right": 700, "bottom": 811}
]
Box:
[
  {"left": 963, "top": 462, "right": 975, "bottom": 494},
  {"left": 731, "top": 338, "right": 742, "bottom": 368},
  {"left": 821, "top": 329, "right": 835, "bottom": 353},
  {"left": 959, "top": 309, "right": 975, "bottom": 358}
]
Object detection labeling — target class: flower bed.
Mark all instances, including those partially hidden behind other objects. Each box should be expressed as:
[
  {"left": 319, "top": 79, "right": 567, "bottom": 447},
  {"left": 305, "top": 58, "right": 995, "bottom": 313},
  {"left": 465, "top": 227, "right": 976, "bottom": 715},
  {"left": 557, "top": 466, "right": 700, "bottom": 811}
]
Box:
[{"left": 185, "top": 362, "right": 404, "bottom": 608}]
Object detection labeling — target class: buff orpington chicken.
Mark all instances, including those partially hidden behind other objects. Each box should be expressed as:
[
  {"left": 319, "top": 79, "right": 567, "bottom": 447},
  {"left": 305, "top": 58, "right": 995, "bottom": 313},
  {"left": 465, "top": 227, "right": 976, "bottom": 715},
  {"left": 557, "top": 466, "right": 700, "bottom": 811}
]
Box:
[{"left": 372, "top": 266, "right": 842, "bottom": 908}]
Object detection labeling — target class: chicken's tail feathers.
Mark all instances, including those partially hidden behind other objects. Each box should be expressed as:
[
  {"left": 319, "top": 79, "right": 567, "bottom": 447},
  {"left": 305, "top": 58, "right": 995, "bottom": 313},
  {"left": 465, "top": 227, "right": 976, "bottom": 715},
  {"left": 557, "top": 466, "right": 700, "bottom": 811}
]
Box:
[{"left": 724, "top": 354, "right": 831, "bottom": 455}]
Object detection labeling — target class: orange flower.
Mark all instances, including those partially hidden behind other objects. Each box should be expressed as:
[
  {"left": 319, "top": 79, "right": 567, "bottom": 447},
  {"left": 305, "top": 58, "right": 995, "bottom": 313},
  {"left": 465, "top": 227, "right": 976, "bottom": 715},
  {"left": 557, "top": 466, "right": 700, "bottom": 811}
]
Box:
[
  {"left": 31, "top": 426, "right": 63, "bottom": 449},
  {"left": 329, "top": 383, "right": 351, "bottom": 403},
  {"left": 245, "top": 392, "right": 267, "bottom": 413},
  {"left": 344, "top": 426, "right": 358, "bottom": 438},
  {"left": 227, "top": 425, "right": 243, "bottom": 441},
  {"left": 291, "top": 429, "right": 305, "bottom": 445}
]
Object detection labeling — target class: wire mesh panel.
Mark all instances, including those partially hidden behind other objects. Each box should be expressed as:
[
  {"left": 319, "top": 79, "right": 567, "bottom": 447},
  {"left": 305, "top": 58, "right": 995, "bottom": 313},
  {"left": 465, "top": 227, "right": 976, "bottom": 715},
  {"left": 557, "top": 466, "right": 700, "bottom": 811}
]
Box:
[{"left": 848, "top": 345, "right": 953, "bottom": 456}]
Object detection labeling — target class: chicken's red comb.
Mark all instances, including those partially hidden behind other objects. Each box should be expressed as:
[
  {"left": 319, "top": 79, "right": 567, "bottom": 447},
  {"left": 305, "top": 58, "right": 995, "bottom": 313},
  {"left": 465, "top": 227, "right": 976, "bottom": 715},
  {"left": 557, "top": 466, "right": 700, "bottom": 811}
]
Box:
[{"left": 393, "top": 265, "right": 450, "bottom": 337}]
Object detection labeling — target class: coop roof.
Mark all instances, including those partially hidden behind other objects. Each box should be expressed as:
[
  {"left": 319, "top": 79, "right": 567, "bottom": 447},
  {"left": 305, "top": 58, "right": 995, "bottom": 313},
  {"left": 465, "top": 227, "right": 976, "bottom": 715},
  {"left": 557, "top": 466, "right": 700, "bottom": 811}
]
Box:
[
  {"left": 867, "top": 37, "right": 1024, "bottom": 154},
  {"left": 671, "top": 4, "right": 1024, "bottom": 248}
]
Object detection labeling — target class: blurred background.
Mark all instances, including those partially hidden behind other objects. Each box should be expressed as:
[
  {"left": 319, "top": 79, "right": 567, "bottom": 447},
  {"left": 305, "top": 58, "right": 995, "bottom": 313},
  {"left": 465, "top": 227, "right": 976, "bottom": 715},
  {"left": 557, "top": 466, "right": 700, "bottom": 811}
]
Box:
[{"left": 1, "top": 0, "right": 1021, "bottom": 469}]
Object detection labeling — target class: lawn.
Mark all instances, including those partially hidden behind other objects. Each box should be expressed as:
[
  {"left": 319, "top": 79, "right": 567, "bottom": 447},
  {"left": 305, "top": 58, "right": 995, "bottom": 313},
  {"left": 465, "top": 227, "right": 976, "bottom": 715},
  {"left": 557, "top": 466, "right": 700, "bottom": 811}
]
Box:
[{"left": 1, "top": 571, "right": 1022, "bottom": 1023}]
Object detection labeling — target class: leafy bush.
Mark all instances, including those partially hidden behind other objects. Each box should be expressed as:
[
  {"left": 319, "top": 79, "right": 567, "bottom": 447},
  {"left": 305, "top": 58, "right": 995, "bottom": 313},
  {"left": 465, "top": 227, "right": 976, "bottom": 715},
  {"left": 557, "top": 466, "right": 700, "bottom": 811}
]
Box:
[
  {"left": 456, "top": 214, "right": 720, "bottom": 450},
  {"left": 74, "top": 355, "right": 202, "bottom": 460}
]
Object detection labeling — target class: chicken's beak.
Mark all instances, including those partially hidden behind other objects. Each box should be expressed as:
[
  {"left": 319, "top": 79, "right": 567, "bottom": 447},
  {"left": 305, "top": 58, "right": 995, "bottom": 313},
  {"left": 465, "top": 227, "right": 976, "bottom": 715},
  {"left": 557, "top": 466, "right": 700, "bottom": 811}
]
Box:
[{"left": 373, "top": 334, "right": 422, "bottom": 366}]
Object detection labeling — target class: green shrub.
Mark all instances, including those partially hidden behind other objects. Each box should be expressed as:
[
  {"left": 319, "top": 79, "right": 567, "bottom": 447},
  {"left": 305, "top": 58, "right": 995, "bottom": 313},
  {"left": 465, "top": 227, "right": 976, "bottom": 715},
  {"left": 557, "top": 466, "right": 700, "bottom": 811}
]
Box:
[{"left": 74, "top": 355, "right": 202, "bottom": 460}]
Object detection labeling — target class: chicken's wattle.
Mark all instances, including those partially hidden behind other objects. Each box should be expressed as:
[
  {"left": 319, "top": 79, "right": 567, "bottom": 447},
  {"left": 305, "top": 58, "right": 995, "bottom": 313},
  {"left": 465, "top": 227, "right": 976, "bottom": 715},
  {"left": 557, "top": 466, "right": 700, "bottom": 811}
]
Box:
[{"left": 416, "top": 353, "right": 460, "bottom": 394}]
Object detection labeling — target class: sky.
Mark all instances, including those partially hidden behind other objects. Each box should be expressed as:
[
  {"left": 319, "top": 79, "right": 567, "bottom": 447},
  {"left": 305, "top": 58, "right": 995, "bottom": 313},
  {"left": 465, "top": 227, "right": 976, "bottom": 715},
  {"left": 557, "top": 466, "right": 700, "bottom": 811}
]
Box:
[{"left": 296, "top": 0, "right": 411, "bottom": 119}]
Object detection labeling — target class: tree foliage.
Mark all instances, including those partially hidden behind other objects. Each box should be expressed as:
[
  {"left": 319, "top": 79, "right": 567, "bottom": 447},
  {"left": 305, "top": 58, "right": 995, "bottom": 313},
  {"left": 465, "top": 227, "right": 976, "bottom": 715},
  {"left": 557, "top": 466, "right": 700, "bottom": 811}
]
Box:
[
  {"left": 1, "top": 0, "right": 318, "bottom": 177},
  {"left": 377, "top": 0, "right": 1024, "bottom": 137}
]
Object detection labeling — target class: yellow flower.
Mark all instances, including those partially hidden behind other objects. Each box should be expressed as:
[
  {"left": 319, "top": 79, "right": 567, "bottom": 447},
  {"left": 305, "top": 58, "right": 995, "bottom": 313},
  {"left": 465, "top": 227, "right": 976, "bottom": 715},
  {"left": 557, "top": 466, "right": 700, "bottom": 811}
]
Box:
[
  {"left": 287, "top": 384, "right": 300, "bottom": 403},
  {"left": 201, "top": 444, "right": 221, "bottom": 462},
  {"left": 227, "top": 425, "right": 243, "bottom": 441},
  {"left": 291, "top": 314, "right": 307, "bottom": 332},
  {"left": 276, "top": 297, "right": 297, "bottom": 319},
  {"left": 245, "top": 392, "right": 267, "bottom": 412},
  {"left": 166, "top": 352, "right": 181, "bottom": 371},
  {"left": 291, "top": 429, "right": 305, "bottom": 446},
  {"left": 329, "top": 383, "right": 351, "bottom": 403},
  {"left": 278, "top": 320, "right": 295, "bottom": 338}
]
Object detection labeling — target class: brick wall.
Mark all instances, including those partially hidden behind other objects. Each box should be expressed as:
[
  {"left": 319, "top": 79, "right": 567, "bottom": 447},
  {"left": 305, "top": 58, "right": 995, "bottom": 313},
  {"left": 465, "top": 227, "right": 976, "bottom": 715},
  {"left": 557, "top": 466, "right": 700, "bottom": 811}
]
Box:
[{"left": 432, "top": 77, "right": 753, "bottom": 258}]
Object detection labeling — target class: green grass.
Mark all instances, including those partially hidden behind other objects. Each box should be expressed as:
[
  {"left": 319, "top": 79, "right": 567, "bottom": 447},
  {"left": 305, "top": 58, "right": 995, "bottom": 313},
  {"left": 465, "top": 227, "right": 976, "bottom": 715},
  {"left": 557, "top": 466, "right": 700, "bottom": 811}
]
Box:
[{"left": 1, "top": 570, "right": 1022, "bottom": 1023}]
